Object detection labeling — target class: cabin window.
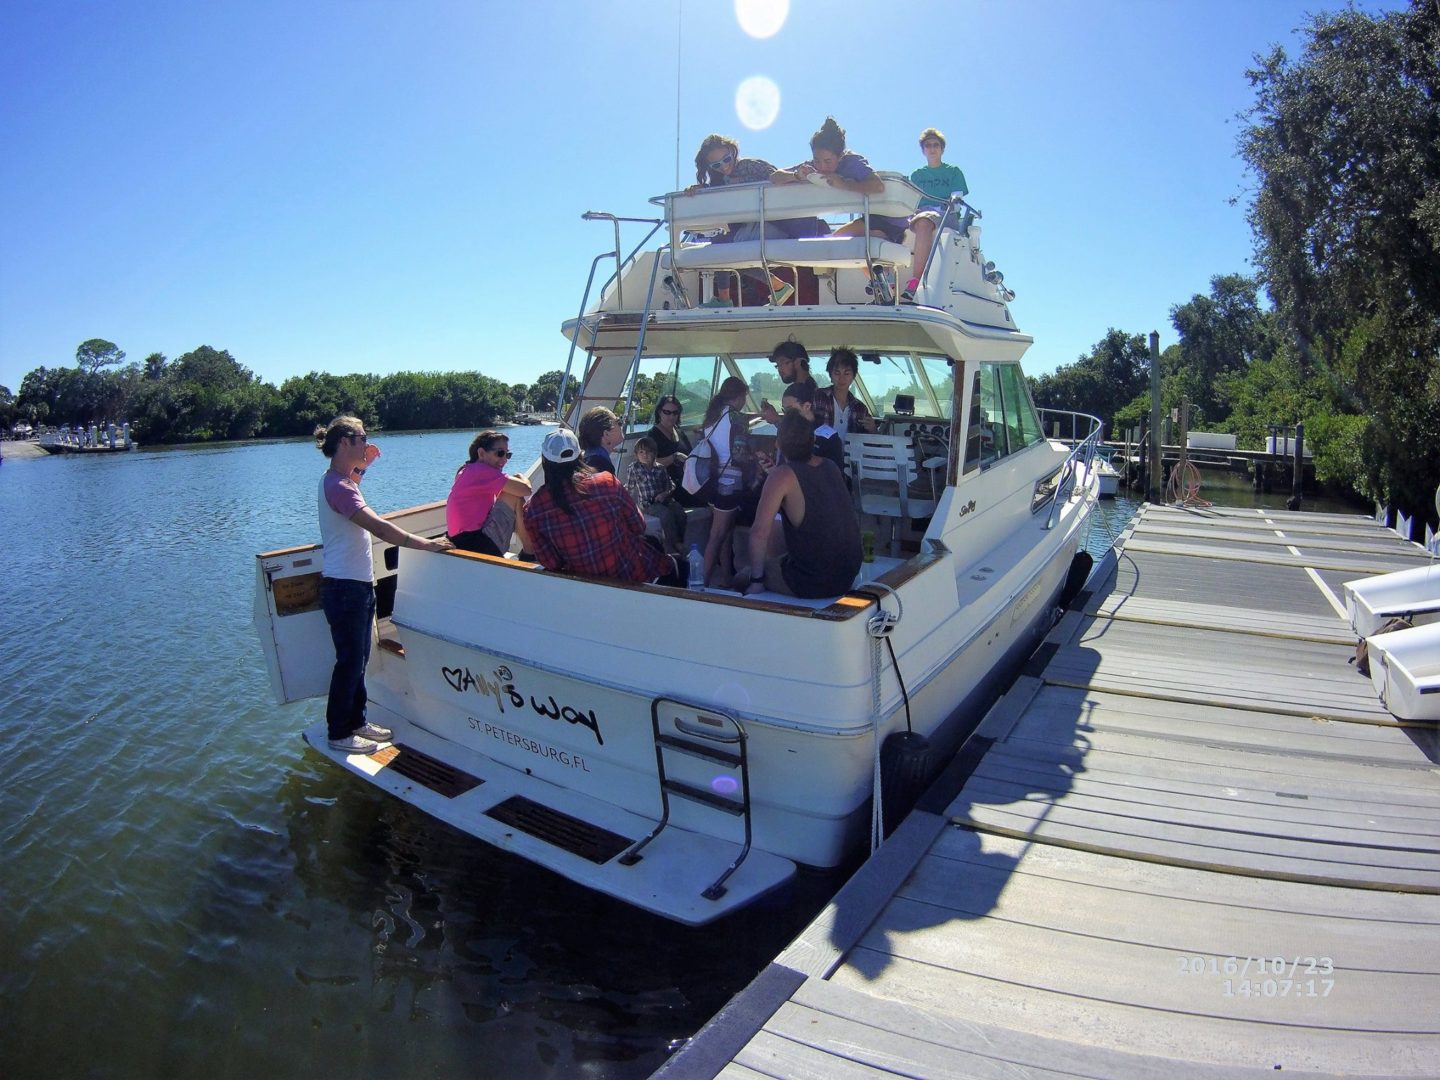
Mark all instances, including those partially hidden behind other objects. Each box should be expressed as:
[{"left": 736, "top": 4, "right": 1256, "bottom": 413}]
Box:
[{"left": 964, "top": 361, "right": 1045, "bottom": 471}]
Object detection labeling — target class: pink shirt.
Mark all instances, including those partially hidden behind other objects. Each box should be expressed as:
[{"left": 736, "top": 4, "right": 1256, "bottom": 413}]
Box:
[{"left": 445, "top": 460, "right": 507, "bottom": 535}]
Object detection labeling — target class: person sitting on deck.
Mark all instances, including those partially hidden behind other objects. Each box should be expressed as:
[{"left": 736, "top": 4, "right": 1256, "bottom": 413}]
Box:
[
  {"left": 578, "top": 407, "right": 623, "bottom": 475},
  {"left": 445, "top": 430, "right": 535, "bottom": 558},
  {"left": 523, "top": 429, "right": 682, "bottom": 586},
  {"left": 759, "top": 338, "right": 817, "bottom": 424},
  {"left": 905, "top": 127, "right": 969, "bottom": 302},
  {"left": 687, "top": 134, "right": 816, "bottom": 307},
  {"left": 739, "top": 411, "right": 862, "bottom": 599},
  {"left": 647, "top": 395, "right": 703, "bottom": 507},
  {"left": 624, "top": 435, "right": 686, "bottom": 553}
]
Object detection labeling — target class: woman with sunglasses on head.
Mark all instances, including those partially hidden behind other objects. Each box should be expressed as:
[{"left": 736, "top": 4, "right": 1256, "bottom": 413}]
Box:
[
  {"left": 445, "top": 430, "right": 534, "bottom": 558},
  {"left": 647, "top": 395, "right": 703, "bottom": 507},
  {"left": 315, "top": 416, "right": 453, "bottom": 755},
  {"left": 688, "top": 134, "right": 823, "bottom": 306}
]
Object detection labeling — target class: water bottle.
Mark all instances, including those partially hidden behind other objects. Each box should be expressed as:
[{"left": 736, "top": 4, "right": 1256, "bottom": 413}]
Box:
[{"left": 687, "top": 544, "right": 705, "bottom": 591}]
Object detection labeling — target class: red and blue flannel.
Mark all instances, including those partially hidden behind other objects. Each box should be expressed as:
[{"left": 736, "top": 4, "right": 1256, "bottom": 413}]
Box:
[{"left": 524, "top": 471, "right": 668, "bottom": 582}]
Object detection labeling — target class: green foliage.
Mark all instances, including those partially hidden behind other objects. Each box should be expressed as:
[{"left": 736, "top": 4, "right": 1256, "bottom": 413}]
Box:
[
  {"left": 1238, "top": 0, "right": 1440, "bottom": 523},
  {"left": 1029, "top": 329, "right": 1151, "bottom": 435},
  {"left": 75, "top": 338, "right": 125, "bottom": 376},
  {"left": 1169, "top": 274, "right": 1275, "bottom": 424},
  {"left": 527, "top": 370, "right": 580, "bottom": 413}
]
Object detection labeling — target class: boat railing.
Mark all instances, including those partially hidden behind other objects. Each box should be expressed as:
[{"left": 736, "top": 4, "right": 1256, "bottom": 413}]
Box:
[
  {"left": 1037, "top": 408, "right": 1104, "bottom": 529},
  {"left": 557, "top": 213, "right": 664, "bottom": 422}
]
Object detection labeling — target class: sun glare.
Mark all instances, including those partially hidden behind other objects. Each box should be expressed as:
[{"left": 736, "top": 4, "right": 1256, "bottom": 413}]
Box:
[
  {"left": 735, "top": 75, "right": 780, "bottom": 131},
  {"left": 734, "top": 0, "right": 789, "bottom": 39}
]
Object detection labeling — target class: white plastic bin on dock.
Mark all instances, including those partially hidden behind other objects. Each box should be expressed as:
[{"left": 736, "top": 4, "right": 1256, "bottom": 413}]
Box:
[
  {"left": 1365, "top": 620, "right": 1440, "bottom": 721},
  {"left": 1343, "top": 563, "right": 1440, "bottom": 638},
  {"left": 1264, "top": 435, "right": 1313, "bottom": 457},
  {"left": 1186, "top": 432, "right": 1236, "bottom": 451}
]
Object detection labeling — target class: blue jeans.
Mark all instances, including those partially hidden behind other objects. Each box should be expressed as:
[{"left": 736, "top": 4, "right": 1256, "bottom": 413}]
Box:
[{"left": 320, "top": 577, "right": 375, "bottom": 740}]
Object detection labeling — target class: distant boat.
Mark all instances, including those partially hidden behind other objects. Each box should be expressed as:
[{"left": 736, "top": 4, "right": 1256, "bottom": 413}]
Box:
[{"left": 1094, "top": 445, "right": 1120, "bottom": 498}]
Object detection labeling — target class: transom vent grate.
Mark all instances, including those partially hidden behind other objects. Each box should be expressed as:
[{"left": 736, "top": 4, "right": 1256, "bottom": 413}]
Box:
[
  {"left": 373, "top": 743, "right": 483, "bottom": 799},
  {"left": 485, "top": 796, "right": 632, "bottom": 864}
]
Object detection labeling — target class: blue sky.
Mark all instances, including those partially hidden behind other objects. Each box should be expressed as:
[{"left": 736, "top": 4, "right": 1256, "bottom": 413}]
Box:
[{"left": 0, "top": 0, "right": 1395, "bottom": 396}]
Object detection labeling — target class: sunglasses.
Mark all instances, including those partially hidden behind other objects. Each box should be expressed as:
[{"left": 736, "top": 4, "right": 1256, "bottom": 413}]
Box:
[
  {"left": 922, "top": 141, "right": 943, "bottom": 149},
  {"left": 660, "top": 408, "right": 681, "bottom": 416},
  {"left": 706, "top": 152, "right": 736, "bottom": 171},
  {"left": 492, "top": 449, "right": 513, "bottom": 458},
  {"left": 348, "top": 433, "right": 368, "bottom": 443}
]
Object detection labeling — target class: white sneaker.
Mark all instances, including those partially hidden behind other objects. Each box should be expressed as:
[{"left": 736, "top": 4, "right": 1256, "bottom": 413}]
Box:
[
  {"left": 353, "top": 722, "right": 393, "bottom": 743},
  {"left": 328, "top": 734, "right": 381, "bottom": 755}
]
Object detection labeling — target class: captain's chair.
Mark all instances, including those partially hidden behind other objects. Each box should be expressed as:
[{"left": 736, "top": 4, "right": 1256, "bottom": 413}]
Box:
[{"left": 846, "top": 434, "right": 938, "bottom": 556}]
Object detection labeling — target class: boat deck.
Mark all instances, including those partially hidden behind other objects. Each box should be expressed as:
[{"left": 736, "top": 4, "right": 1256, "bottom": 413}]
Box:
[{"left": 656, "top": 504, "right": 1440, "bottom": 1078}]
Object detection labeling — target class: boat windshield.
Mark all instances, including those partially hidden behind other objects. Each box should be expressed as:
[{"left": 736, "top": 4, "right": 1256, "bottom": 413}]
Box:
[{"left": 627, "top": 351, "right": 955, "bottom": 428}]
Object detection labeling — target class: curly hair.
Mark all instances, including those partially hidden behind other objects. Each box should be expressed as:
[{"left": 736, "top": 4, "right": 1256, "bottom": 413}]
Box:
[
  {"left": 810, "top": 117, "right": 847, "bottom": 158},
  {"left": 919, "top": 127, "right": 946, "bottom": 149},
  {"left": 694, "top": 134, "right": 739, "bottom": 186}
]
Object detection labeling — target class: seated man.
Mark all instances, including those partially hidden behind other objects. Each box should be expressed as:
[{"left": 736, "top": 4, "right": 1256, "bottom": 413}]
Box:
[
  {"left": 740, "top": 411, "right": 862, "bottom": 599},
  {"left": 524, "top": 429, "right": 683, "bottom": 586},
  {"left": 446, "top": 430, "right": 533, "bottom": 557}
]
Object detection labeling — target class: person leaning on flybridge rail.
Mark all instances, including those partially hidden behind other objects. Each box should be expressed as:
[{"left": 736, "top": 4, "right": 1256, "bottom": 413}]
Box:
[{"left": 314, "top": 416, "right": 452, "bottom": 756}]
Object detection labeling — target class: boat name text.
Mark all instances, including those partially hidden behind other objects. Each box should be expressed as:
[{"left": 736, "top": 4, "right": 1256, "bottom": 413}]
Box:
[{"left": 441, "top": 664, "right": 604, "bottom": 745}]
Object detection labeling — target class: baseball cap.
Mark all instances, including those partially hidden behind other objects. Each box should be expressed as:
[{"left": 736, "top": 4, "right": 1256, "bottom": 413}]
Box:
[{"left": 541, "top": 428, "right": 581, "bottom": 463}]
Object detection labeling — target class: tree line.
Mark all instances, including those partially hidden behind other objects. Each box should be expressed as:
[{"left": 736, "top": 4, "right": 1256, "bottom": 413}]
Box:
[
  {"left": 2, "top": 341, "right": 584, "bottom": 444},
  {"left": 1031, "top": 1, "right": 1438, "bottom": 530}
]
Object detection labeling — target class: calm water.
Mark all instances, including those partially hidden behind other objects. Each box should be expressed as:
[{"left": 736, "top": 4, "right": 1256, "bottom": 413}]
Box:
[{"left": 0, "top": 428, "right": 830, "bottom": 1080}]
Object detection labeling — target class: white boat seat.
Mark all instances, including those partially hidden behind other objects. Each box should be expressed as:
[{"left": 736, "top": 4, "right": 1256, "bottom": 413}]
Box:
[
  {"left": 658, "top": 173, "right": 922, "bottom": 235},
  {"left": 672, "top": 236, "right": 913, "bottom": 272},
  {"left": 847, "top": 433, "right": 938, "bottom": 557}
]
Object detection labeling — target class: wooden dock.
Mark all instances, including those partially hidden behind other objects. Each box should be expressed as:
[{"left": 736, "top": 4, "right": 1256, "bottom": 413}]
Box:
[{"left": 658, "top": 505, "right": 1440, "bottom": 1078}]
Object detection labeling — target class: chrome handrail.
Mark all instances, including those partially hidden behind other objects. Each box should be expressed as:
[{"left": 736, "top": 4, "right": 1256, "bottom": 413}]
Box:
[{"left": 1037, "top": 408, "right": 1103, "bottom": 529}]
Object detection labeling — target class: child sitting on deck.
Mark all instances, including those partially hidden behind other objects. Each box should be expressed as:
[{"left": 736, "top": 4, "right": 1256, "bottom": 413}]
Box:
[
  {"left": 625, "top": 436, "right": 687, "bottom": 553},
  {"left": 904, "top": 127, "right": 969, "bottom": 302}
]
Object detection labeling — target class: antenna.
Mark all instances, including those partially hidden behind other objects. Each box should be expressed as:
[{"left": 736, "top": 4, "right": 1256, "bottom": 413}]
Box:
[{"left": 674, "top": 0, "right": 683, "bottom": 190}]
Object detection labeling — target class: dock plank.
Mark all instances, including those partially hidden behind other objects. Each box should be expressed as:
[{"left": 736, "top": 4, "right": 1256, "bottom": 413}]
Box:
[{"left": 669, "top": 506, "right": 1440, "bottom": 1080}]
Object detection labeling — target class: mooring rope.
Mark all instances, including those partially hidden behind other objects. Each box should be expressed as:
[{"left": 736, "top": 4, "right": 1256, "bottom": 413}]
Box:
[{"left": 863, "top": 583, "right": 903, "bottom": 852}]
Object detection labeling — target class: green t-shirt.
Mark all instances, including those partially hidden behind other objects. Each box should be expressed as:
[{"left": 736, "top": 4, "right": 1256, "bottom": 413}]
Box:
[{"left": 910, "top": 163, "right": 969, "bottom": 209}]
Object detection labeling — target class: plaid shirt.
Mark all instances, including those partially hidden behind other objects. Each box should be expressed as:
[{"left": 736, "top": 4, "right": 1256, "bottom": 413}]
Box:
[
  {"left": 623, "top": 460, "right": 674, "bottom": 509},
  {"left": 814, "top": 386, "right": 875, "bottom": 437},
  {"left": 523, "top": 471, "right": 667, "bottom": 583}
]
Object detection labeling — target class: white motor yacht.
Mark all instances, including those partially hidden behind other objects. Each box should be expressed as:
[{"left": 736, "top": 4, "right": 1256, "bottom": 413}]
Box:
[{"left": 255, "top": 176, "right": 1102, "bottom": 924}]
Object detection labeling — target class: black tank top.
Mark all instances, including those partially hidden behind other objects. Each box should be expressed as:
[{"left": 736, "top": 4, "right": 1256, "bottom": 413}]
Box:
[{"left": 781, "top": 459, "right": 863, "bottom": 598}]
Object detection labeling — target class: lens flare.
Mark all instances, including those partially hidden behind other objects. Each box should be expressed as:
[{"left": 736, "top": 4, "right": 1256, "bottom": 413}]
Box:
[
  {"left": 734, "top": 0, "right": 789, "bottom": 39},
  {"left": 735, "top": 75, "right": 780, "bottom": 132},
  {"left": 711, "top": 775, "right": 740, "bottom": 797}
]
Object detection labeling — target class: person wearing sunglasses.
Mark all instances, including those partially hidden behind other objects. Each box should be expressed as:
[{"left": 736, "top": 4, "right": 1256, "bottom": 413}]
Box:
[
  {"left": 445, "top": 430, "right": 534, "bottom": 558},
  {"left": 314, "top": 416, "right": 453, "bottom": 755},
  {"left": 687, "top": 134, "right": 821, "bottom": 307},
  {"left": 647, "top": 395, "right": 704, "bottom": 507}
]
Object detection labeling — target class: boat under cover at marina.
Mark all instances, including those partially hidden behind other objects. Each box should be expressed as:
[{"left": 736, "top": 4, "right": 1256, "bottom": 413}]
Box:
[{"left": 254, "top": 175, "right": 1101, "bottom": 924}]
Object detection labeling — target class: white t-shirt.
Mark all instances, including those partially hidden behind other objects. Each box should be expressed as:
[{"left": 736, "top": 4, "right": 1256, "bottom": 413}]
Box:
[{"left": 318, "top": 470, "right": 374, "bottom": 582}]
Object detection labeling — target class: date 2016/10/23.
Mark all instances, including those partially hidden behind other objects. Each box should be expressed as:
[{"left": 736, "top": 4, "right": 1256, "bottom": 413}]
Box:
[{"left": 1175, "top": 955, "right": 1336, "bottom": 998}]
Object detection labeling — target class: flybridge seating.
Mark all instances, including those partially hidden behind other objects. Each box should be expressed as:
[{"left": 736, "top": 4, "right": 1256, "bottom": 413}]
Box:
[{"left": 652, "top": 173, "right": 921, "bottom": 279}]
